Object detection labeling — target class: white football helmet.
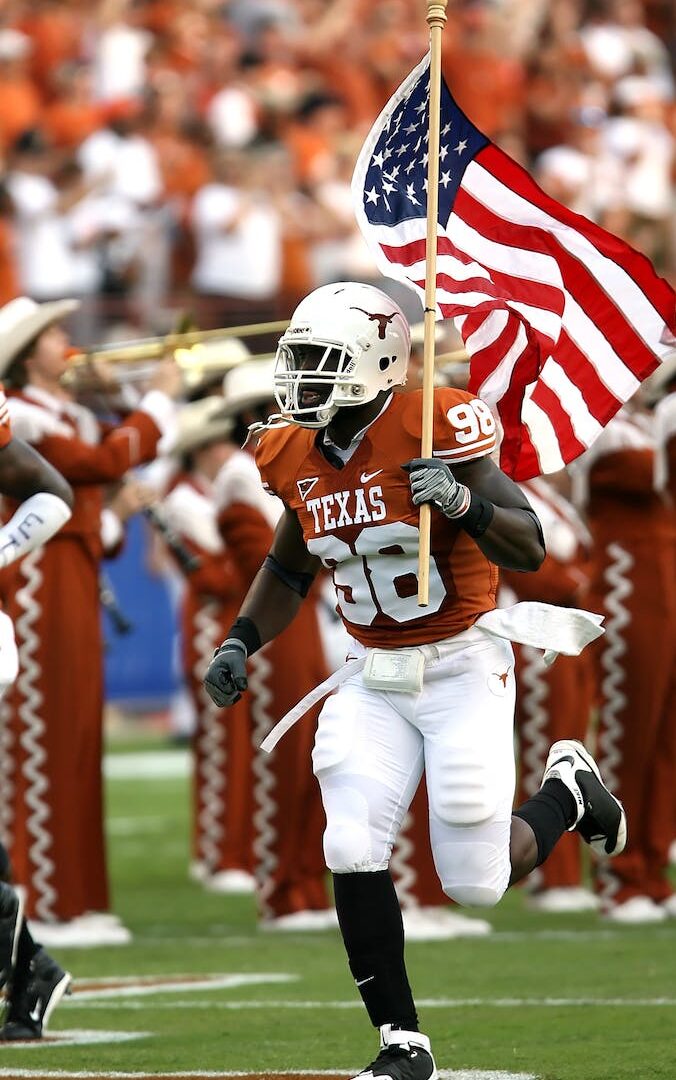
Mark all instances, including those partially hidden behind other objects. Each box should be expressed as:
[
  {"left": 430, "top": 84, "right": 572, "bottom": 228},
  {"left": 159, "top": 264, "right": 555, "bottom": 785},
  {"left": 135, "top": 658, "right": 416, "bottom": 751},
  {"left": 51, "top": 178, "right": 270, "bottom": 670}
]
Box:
[{"left": 273, "top": 282, "right": 411, "bottom": 428}]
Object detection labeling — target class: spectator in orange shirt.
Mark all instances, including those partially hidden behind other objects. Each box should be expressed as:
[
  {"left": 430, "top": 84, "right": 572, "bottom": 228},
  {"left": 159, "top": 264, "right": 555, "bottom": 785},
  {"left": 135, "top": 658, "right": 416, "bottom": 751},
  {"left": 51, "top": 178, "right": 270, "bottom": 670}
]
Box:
[
  {"left": 0, "top": 184, "right": 20, "bottom": 308},
  {"left": 147, "top": 78, "right": 211, "bottom": 204},
  {"left": 442, "top": 3, "right": 525, "bottom": 139},
  {"left": 0, "top": 30, "right": 42, "bottom": 153},
  {"left": 43, "top": 62, "right": 107, "bottom": 151},
  {"left": 16, "top": 0, "right": 85, "bottom": 96},
  {"left": 284, "top": 92, "right": 348, "bottom": 186}
]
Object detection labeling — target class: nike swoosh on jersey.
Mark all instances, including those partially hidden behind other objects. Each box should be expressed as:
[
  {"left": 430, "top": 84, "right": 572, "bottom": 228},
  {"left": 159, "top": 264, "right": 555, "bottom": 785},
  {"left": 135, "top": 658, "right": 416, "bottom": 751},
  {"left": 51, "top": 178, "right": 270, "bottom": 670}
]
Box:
[{"left": 360, "top": 470, "right": 383, "bottom": 484}]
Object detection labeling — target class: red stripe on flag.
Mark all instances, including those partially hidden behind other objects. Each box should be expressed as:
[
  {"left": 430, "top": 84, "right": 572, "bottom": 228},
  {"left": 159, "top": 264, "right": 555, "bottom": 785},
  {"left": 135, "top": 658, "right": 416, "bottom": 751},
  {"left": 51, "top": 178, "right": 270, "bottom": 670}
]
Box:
[
  {"left": 454, "top": 186, "right": 660, "bottom": 379},
  {"left": 478, "top": 144, "right": 676, "bottom": 329}
]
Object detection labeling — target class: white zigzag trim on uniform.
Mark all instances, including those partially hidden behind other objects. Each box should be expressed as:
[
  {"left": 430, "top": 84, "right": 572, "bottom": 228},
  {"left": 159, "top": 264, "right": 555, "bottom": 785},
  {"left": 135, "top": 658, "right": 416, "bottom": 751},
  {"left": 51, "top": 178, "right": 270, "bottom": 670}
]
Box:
[
  {"left": 518, "top": 644, "right": 550, "bottom": 892},
  {"left": 193, "top": 601, "right": 227, "bottom": 874},
  {"left": 391, "top": 810, "right": 417, "bottom": 909},
  {"left": 519, "top": 645, "right": 550, "bottom": 800},
  {"left": 248, "top": 645, "right": 278, "bottom": 919},
  {"left": 15, "top": 548, "right": 57, "bottom": 920},
  {"left": 597, "top": 542, "right": 633, "bottom": 902}
]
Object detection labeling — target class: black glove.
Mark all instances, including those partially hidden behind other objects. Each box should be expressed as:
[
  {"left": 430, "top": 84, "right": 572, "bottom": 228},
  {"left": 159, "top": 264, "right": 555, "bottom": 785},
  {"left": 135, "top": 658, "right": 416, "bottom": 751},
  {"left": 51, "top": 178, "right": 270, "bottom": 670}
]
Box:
[{"left": 203, "top": 639, "right": 248, "bottom": 707}]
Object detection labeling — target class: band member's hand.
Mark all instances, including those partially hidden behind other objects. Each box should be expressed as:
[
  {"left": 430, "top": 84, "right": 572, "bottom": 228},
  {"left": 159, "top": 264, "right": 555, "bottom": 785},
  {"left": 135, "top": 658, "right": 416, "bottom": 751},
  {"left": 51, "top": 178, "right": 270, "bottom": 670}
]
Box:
[
  {"left": 204, "top": 640, "right": 248, "bottom": 707},
  {"left": 108, "top": 479, "right": 155, "bottom": 523},
  {"left": 149, "top": 357, "right": 183, "bottom": 399},
  {"left": 403, "top": 458, "right": 471, "bottom": 519}
]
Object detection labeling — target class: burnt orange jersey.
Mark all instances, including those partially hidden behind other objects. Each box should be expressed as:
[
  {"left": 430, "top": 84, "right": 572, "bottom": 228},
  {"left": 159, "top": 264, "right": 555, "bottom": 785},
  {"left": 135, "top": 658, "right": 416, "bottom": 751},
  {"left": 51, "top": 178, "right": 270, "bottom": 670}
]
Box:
[
  {"left": 255, "top": 387, "right": 499, "bottom": 648},
  {"left": 0, "top": 385, "right": 11, "bottom": 450}
]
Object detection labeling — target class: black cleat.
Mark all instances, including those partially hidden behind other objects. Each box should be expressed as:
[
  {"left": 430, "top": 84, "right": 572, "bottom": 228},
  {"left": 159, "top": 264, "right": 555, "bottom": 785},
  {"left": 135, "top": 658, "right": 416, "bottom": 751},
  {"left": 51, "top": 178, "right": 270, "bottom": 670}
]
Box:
[
  {"left": 0, "top": 947, "right": 71, "bottom": 1040},
  {"left": 542, "top": 739, "right": 627, "bottom": 857},
  {"left": 353, "top": 1026, "right": 438, "bottom": 1080},
  {"left": 0, "top": 883, "right": 24, "bottom": 990}
]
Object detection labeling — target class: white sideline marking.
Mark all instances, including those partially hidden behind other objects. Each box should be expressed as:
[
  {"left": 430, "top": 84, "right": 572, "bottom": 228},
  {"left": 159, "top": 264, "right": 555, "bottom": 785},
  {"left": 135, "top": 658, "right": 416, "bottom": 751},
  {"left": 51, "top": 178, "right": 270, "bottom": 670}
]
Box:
[
  {"left": 66, "top": 995, "right": 676, "bottom": 1011},
  {"left": 0, "top": 1029, "right": 148, "bottom": 1051},
  {"left": 104, "top": 751, "right": 190, "bottom": 780},
  {"left": 106, "top": 816, "right": 167, "bottom": 836},
  {"left": 72, "top": 973, "right": 295, "bottom": 1001},
  {"left": 0, "top": 1071, "right": 537, "bottom": 1079},
  {"left": 136, "top": 928, "right": 676, "bottom": 947}
]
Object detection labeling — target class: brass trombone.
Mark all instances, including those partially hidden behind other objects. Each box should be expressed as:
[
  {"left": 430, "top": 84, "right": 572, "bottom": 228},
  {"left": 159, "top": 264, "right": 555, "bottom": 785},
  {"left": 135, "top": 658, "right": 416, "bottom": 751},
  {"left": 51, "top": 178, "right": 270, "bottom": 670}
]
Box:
[
  {"left": 67, "top": 319, "right": 290, "bottom": 368},
  {"left": 64, "top": 319, "right": 288, "bottom": 390}
]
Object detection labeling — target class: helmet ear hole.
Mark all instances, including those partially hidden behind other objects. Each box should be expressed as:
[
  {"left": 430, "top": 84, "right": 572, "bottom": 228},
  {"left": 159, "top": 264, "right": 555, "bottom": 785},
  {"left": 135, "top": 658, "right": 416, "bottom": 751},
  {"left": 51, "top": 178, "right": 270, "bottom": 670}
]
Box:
[{"left": 379, "top": 355, "right": 395, "bottom": 371}]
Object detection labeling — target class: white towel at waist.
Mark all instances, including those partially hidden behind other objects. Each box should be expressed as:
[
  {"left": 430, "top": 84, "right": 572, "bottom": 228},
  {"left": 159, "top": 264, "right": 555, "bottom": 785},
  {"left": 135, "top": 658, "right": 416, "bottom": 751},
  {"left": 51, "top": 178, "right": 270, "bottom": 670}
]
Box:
[
  {"left": 476, "top": 602, "right": 604, "bottom": 667},
  {"left": 260, "top": 602, "right": 604, "bottom": 754}
]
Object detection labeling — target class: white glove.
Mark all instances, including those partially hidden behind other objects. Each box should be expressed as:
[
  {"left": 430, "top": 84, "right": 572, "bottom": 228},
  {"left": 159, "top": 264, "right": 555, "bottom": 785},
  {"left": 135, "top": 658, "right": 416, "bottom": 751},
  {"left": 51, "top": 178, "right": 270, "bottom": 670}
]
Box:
[
  {"left": 0, "top": 492, "right": 72, "bottom": 569},
  {"left": 404, "top": 458, "right": 472, "bottom": 519}
]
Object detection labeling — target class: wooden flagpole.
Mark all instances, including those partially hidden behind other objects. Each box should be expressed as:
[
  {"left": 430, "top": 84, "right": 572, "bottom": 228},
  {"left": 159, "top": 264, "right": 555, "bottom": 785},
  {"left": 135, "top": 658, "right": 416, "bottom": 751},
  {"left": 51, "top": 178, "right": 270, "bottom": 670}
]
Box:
[{"left": 417, "top": 0, "right": 448, "bottom": 606}]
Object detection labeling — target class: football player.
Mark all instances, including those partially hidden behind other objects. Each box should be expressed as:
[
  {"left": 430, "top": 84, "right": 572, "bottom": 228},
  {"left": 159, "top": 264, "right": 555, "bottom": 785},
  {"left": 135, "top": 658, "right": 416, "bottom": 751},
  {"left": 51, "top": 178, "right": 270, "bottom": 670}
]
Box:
[{"left": 204, "top": 282, "right": 627, "bottom": 1080}]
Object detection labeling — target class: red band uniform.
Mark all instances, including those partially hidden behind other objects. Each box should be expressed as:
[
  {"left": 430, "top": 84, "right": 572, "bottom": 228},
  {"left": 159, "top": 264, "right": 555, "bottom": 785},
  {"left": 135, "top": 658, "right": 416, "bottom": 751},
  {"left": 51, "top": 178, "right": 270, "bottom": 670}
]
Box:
[
  {"left": 503, "top": 477, "right": 595, "bottom": 901},
  {"left": 573, "top": 409, "right": 676, "bottom": 916},
  {"left": 214, "top": 448, "right": 331, "bottom": 922},
  {"left": 1, "top": 386, "right": 172, "bottom": 922},
  {"left": 163, "top": 468, "right": 254, "bottom": 885}
]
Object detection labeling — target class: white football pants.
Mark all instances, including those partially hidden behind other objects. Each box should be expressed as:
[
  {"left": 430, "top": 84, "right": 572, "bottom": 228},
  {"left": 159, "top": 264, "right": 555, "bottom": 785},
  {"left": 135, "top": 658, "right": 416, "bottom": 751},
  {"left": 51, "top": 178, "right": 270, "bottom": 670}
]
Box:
[{"left": 312, "top": 626, "right": 516, "bottom": 907}]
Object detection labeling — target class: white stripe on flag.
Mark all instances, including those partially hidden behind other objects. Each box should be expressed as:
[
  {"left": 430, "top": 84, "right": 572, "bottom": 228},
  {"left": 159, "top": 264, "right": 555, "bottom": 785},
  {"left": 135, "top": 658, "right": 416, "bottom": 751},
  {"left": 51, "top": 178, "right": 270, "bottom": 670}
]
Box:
[
  {"left": 563, "top": 296, "right": 641, "bottom": 399},
  {"left": 539, "top": 361, "right": 604, "bottom": 446},
  {"left": 521, "top": 392, "right": 566, "bottom": 474},
  {"left": 448, "top": 211, "right": 564, "bottom": 290},
  {"left": 466, "top": 162, "right": 671, "bottom": 356},
  {"left": 476, "top": 322, "right": 530, "bottom": 404},
  {"left": 463, "top": 309, "right": 510, "bottom": 354}
]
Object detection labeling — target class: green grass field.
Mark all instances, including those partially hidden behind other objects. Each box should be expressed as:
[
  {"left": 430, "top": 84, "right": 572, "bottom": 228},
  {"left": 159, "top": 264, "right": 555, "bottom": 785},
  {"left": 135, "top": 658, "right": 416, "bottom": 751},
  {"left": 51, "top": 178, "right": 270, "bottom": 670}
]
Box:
[{"left": 1, "top": 735, "right": 674, "bottom": 1080}]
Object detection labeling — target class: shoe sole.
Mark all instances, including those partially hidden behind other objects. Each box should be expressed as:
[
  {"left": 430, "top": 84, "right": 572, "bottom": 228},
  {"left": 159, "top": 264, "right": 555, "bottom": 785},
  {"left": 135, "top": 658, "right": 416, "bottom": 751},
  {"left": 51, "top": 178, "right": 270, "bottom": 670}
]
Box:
[
  {"left": 568, "top": 740, "right": 627, "bottom": 857},
  {"left": 41, "top": 971, "right": 72, "bottom": 1033}
]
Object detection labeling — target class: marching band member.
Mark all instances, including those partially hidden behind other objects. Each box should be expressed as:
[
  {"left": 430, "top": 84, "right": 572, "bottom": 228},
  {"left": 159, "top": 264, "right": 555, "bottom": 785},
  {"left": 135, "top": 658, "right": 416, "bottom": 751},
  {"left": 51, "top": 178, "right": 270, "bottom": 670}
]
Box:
[
  {"left": 0, "top": 296, "right": 180, "bottom": 943},
  {"left": 572, "top": 399, "right": 676, "bottom": 922},
  {"left": 215, "top": 358, "right": 334, "bottom": 929},
  {"left": 504, "top": 476, "right": 598, "bottom": 913},
  {"left": 162, "top": 397, "right": 254, "bottom": 893}
]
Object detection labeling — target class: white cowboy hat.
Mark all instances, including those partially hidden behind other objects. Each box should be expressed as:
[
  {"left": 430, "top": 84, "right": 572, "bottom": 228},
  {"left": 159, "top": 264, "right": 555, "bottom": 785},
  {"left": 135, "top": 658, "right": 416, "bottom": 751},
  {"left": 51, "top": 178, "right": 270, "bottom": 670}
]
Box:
[
  {"left": 180, "top": 335, "right": 251, "bottom": 390},
  {"left": 222, "top": 358, "right": 276, "bottom": 416},
  {"left": 0, "top": 296, "right": 79, "bottom": 379},
  {"left": 171, "top": 396, "right": 233, "bottom": 457}
]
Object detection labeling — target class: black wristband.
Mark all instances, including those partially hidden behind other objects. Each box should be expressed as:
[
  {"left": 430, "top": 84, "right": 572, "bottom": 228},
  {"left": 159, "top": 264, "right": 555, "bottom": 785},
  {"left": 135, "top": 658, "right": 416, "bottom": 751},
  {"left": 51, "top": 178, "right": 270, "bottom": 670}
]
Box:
[
  {"left": 458, "top": 491, "right": 495, "bottom": 538},
  {"left": 224, "top": 616, "right": 262, "bottom": 657}
]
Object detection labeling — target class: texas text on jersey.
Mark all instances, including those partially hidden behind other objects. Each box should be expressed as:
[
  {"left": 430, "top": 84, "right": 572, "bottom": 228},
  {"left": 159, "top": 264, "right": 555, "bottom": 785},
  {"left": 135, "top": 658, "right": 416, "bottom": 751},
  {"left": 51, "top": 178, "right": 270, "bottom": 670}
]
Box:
[{"left": 255, "top": 385, "right": 499, "bottom": 648}]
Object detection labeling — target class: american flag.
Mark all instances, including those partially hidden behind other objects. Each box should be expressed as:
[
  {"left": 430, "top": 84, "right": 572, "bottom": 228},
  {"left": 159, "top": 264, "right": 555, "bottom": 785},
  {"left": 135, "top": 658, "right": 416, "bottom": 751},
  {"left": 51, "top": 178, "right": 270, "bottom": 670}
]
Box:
[{"left": 352, "top": 53, "right": 676, "bottom": 480}]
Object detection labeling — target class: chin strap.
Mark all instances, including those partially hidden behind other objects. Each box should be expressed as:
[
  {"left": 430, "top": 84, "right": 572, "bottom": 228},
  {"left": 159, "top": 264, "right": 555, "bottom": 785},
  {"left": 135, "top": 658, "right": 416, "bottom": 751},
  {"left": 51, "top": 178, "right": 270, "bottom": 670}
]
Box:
[{"left": 243, "top": 413, "right": 289, "bottom": 446}]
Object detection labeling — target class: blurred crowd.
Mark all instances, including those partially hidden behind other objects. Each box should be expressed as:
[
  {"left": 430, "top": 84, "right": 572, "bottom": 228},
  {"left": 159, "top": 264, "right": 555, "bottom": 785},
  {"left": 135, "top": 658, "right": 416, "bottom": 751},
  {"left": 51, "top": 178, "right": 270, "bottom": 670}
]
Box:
[{"left": 0, "top": 0, "right": 673, "bottom": 344}]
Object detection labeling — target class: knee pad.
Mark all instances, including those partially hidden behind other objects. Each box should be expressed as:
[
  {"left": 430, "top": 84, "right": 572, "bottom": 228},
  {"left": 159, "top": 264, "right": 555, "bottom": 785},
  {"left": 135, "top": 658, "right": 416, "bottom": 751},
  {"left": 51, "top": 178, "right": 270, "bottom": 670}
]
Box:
[
  {"left": 323, "top": 819, "right": 378, "bottom": 873},
  {"left": 435, "top": 840, "right": 509, "bottom": 909},
  {"left": 429, "top": 756, "right": 499, "bottom": 827}
]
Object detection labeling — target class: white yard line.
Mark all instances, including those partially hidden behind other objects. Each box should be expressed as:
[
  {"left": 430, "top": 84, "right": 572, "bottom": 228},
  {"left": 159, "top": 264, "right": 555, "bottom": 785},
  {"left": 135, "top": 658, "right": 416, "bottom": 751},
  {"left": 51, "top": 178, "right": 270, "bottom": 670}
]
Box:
[
  {"left": 0, "top": 1030, "right": 149, "bottom": 1051},
  {"left": 104, "top": 751, "right": 190, "bottom": 780},
  {"left": 106, "top": 816, "right": 168, "bottom": 836},
  {"left": 64, "top": 996, "right": 676, "bottom": 1011},
  {"left": 0, "top": 1071, "right": 537, "bottom": 1080},
  {"left": 73, "top": 974, "right": 295, "bottom": 1001},
  {"left": 134, "top": 929, "right": 675, "bottom": 947}
]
